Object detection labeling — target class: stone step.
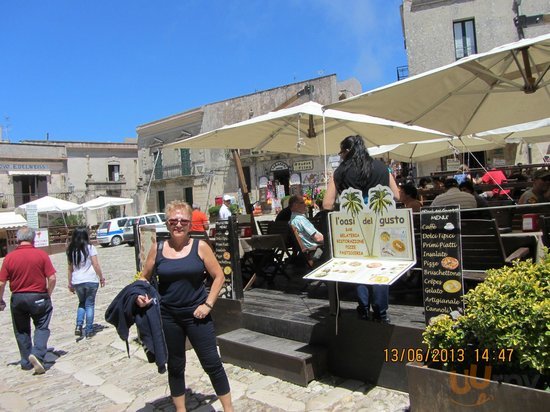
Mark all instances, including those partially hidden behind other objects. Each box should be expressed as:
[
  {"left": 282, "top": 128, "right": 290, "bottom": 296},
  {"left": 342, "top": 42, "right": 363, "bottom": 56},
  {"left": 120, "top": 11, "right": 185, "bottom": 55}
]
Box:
[{"left": 218, "top": 328, "right": 327, "bottom": 387}]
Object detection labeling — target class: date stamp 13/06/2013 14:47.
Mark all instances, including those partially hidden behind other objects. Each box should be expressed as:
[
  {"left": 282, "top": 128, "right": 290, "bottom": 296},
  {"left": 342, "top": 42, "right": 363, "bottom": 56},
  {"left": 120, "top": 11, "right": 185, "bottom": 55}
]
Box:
[{"left": 383, "top": 348, "right": 514, "bottom": 364}]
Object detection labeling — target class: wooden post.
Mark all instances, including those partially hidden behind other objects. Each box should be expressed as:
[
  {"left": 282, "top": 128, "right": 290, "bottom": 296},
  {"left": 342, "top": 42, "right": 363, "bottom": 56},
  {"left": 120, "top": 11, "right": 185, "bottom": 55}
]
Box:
[{"left": 232, "top": 149, "right": 258, "bottom": 235}]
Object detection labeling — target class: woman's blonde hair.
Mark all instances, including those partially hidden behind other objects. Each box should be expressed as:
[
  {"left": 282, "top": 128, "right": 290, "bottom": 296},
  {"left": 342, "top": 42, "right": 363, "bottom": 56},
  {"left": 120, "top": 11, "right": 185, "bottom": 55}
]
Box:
[{"left": 166, "top": 200, "right": 193, "bottom": 217}]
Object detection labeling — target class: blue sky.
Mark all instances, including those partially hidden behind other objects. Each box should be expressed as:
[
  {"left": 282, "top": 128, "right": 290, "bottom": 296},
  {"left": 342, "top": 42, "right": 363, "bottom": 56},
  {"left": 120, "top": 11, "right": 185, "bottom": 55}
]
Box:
[{"left": 1, "top": 1, "right": 406, "bottom": 142}]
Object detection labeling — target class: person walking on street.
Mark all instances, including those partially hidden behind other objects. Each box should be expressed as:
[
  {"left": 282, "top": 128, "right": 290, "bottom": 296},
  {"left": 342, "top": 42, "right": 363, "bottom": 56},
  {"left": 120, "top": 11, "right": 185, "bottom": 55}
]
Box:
[
  {"left": 67, "top": 227, "right": 106, "bottom": 339},
  {"left": 323, "top": 135, "right": 400, "bottom": 323},
  {"left": 218, "top": 195, "right": 232, "bottom": 220},
  {"left": 0, "top": 226, "right": 56, "bottom": 374},
  {"left": 136, "top": 200, "right": 234, "bottom": 412}
]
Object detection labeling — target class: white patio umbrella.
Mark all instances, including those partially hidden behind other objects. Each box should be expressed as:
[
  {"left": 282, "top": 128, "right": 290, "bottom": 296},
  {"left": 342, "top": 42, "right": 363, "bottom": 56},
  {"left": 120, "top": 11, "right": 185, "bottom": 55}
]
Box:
[
  {"left": 370, "top": 136, "right": 506, "bottom": 163},
  {"left": 15, "top": 196, "right": 81, "bottom": 214},
  {"left": 78, "top": 196, "right": 133, "bottom": 210},
  {"left": 328, "top": 33, "right": 550, "bottom": 137},
  {"left": 166, "top": 101, "right": 449, "bottom": 156},
  {"left": 15, "top": 195, "right": 82, "bottom": 227},
  {"left": 475, "top": 117, "right": 550, "bottom": 144}
]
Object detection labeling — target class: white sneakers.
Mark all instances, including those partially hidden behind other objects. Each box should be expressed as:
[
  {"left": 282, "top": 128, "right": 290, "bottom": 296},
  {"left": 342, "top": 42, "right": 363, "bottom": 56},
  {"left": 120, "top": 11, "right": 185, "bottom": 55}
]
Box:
[{"left": 28, "top": 354, "right": 45, "bottom": 375}]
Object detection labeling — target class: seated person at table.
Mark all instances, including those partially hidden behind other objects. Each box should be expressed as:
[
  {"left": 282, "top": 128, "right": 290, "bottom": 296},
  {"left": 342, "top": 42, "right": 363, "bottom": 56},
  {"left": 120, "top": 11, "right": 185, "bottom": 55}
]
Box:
[
  {"left": 519, "top": 168, "right": 550, "bottom": 204},
  {"left": 431, "top": 178, "right": 477, "bottom": 209},
  {"left": 480, "top": 168, "right": 510, "bottom": 199},
  {"left": 275, "top": 205, "right": 292, "bottom": 222},
  {"left": 400, "top": 184, "right": 422, "bottom": 212},
  {"left": 453, "top": 164, "right": 471, "bottom": 185},
  {"left": 459, "top": 180, "right": 489, "bottom": 208},
  {"left": 289, "top": 195, "right": 323, "bottom": 257}
]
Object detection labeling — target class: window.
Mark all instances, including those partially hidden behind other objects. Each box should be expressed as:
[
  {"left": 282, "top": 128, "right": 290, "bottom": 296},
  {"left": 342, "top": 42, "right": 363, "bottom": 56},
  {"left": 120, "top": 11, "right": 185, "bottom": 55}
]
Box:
[
  {"left": 157, "top": 190, "right": 165, "bottom": 213},
  {"left": 453, "top": 19, "right": 477, "bottom": 60},
  {"left": 153, "top": 151, "right": 163, "bottom": 180},
  {"left": 108, "top": 164, "right": 120, "bottom": 182},
  {"left": 146, "top": 215, "right": 159, "bottom": 224},
  {"left": 184, "top": 187, "right": 193, "bottom": 205},
  {"left": 180, "top": 149, "right": 191, "bottom": 176}
]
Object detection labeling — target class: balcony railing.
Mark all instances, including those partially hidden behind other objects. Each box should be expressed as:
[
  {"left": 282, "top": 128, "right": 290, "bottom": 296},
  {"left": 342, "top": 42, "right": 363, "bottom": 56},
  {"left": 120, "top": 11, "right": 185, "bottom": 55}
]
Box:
[{"left": 145, "top": 161, "right": 194, "bottom": 180}]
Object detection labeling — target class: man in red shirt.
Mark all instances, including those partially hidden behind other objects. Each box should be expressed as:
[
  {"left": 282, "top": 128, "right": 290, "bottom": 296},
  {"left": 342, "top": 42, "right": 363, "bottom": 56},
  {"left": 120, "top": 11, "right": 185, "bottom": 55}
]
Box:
[
  {"left": 0, "top": 226, "right": 57, "bottom": 374},
  {"left": 480, "top": 168, "right": 510, "bottom": 198},
  {"left": 190, "top": 204, "right": 209, "bottom": 233}
]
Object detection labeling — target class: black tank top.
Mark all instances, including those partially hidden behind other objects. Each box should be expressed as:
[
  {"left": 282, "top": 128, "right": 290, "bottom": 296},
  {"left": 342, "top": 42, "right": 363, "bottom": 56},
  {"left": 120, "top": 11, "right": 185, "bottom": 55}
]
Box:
[{"left": 155, "top": 239, "right": 207, "bottom": 314}]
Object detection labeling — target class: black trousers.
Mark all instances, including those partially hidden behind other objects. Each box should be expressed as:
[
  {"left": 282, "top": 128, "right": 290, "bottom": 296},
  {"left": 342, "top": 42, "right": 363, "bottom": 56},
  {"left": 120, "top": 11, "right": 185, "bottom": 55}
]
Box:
[
  {"left": 162, "top": 310, "right": 230, "bottom": 397},
  {"left": 10, "top": 292, "right": 53, "bottom": 368}
]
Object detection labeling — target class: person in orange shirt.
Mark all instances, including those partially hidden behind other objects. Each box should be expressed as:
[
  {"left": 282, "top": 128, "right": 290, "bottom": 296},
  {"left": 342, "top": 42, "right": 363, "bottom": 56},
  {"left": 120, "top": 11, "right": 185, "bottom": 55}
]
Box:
[{"left": 191, "top": 204, "right": 209, "bottom": 233}]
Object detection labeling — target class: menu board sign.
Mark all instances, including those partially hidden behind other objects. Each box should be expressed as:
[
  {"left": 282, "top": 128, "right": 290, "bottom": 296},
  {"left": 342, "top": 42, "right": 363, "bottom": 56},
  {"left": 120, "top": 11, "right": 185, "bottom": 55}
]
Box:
[
  {"left": 420, "top": 206, "right": 464, "bottom": 325},
  {"left": 215, "top": 217, "right": 243, "bottom": 299},
  {"left": 304, "top": 186, "right": 416, "bottom": 285}
]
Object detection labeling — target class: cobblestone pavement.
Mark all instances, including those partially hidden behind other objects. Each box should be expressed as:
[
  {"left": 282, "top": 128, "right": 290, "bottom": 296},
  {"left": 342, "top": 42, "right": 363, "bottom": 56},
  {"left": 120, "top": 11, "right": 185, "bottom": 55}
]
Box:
[{"left": 0, "top": 244, "right": 410, "bottom": 412}]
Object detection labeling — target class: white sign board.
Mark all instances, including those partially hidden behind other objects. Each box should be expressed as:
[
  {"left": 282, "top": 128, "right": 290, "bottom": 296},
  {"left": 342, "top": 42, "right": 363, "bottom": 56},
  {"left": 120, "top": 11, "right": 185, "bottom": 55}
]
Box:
[
  {"left": 34, "top": 229, "right": 49, "bottom": 247},
  {"left": 304, "top": 186, "right": 416, "bottom": 285},
  {"left": 26, "top": 204, "right": 39, "bottom": 229}
]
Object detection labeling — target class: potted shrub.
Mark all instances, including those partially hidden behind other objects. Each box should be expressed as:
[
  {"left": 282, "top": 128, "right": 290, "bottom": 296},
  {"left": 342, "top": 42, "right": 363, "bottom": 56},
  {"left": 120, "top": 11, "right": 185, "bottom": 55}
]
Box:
[{"left": 408, "top": 254, "right": 549, "bottom": 411}]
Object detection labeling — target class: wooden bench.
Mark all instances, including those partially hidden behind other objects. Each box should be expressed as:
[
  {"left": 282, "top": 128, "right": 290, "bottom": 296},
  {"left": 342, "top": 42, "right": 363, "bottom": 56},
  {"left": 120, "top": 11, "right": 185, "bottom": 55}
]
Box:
[{"left": 460, "top": 219, "right": 530, "bottom": 281}]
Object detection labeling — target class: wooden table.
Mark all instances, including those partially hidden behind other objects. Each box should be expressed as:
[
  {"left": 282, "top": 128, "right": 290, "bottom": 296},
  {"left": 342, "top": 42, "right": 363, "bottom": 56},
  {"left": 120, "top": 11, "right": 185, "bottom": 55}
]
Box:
[{"left": 239, "top": 234, "right": 290, "bottom": 284}]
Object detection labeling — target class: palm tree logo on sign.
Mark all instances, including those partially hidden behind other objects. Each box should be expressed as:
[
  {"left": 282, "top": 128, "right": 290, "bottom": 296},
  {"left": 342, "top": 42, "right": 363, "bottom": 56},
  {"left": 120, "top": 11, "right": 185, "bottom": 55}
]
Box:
[{"left": 339, "top": 185, "right": 397, "bottom": 257}]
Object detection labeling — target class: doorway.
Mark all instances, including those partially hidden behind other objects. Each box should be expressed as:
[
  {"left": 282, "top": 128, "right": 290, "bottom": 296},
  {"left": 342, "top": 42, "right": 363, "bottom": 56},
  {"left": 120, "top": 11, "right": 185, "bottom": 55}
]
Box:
[
  {"left": 273, "top": 170, "right": 290, "bottom": 196},
  {"left": 13, "top": 175, "right": 48, "bottom": 206}
]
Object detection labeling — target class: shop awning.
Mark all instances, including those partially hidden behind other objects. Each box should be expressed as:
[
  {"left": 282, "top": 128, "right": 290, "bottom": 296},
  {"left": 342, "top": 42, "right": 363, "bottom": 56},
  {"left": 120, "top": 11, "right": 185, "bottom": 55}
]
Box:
[
  {"left": 0, "top": 212, "right": 28, "bottom": 229},
  {"left": 8, "top": 170, "right": 51, "bottom": 176}
]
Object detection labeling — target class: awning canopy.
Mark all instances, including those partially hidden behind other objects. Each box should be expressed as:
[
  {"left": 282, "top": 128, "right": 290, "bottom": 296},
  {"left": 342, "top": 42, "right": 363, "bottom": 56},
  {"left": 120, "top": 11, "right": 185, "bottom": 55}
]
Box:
[
  {"left": 8, "top": 170, "right": 51, "bottom": 176},
  {"left": 0, "top": 212, "right": 28, "bottom": 229}
]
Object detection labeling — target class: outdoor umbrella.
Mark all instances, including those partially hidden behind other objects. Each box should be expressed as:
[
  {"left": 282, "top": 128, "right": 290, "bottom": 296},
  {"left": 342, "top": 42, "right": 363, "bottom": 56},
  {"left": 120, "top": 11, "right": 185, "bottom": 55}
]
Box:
[
  {"left": 15, "top": 195, "right": 82, "bottom": 227},
  {"left": 15, "top": 196, "right": 82, "bottom": 214},
  {"left": 78, "top": 196, "right": 134, "bottom": 210},
  {"left": 166, "top": 101, "right": 448, "bottom": 156},
  {"left": 475, "top": 117, "right": 550, "bottom": 144},
  {"left": 370, "top": 136, "right": 506, "bottom": 163},
  {"left": 327, "top": 33, "right": 550, "bottom": 137}
]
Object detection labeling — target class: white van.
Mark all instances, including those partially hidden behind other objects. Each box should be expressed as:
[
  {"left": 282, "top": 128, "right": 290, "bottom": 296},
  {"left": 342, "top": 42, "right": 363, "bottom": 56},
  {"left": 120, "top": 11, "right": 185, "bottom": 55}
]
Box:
[
  {"left": 97, "top": 217, "right": 132, "bottom": 247},
  {"left": 122, "top": 213, "right": 167, "bottom": 246}
]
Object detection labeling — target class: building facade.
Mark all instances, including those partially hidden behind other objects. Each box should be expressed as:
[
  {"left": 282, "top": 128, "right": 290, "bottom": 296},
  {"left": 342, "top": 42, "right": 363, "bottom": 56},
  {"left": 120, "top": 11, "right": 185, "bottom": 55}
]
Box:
[
  {"left": 136, "top": 74, "right": 361, "bottom": 214},
  {"left": 0, "top": 140, "right": 139, "bottom": 225},
  {"left": 401, "top": 0, "right": 550, "bottom": 175}
]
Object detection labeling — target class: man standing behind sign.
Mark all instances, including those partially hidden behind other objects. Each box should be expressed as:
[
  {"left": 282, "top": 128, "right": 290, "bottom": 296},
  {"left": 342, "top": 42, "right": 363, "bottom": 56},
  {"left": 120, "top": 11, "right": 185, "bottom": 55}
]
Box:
[
  {"left": 323, "top": 135, "right": 399, "bottom": 323},
  {"left": 0, "top": 226, "right": 57, "bottom": 374},
  {"left": 219, "top": 195, "right": 232, "bottom": 220},
  {"left": 191, "top": 204, "right": 209, "bottom": 232}
]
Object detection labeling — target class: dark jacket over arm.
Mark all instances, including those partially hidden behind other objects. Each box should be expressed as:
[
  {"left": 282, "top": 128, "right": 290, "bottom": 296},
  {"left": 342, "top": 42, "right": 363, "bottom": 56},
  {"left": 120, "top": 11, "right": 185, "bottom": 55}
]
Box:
[{"left": 105, "top": 281, "right": 167, "bottom": 373}]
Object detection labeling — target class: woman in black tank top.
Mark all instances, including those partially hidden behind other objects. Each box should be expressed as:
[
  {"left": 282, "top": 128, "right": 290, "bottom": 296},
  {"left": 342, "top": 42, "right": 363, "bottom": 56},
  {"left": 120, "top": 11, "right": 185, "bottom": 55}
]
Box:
[{"left": 136, "top": 200, "right": 234, "bottom": 412}]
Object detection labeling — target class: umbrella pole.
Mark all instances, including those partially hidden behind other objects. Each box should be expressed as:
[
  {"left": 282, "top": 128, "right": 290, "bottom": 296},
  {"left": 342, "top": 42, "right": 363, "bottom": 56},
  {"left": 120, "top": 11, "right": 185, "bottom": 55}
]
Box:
[{"left": 231, "top": 149, "right": 258, "bottom": 235}]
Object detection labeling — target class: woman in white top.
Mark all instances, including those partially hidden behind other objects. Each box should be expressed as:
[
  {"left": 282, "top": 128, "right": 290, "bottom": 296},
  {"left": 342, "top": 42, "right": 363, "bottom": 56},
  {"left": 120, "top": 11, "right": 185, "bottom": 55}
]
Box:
[{"left": 67, "top": 228, "right": 105, "bottom": 338}]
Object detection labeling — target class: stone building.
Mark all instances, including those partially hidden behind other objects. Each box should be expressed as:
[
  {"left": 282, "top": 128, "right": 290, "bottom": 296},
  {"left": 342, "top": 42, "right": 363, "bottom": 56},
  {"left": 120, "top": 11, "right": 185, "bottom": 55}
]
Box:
[
  {"left": 0, "top": 139, "right": 139, "bottom": 225},
  {"left": 136, "top": 74, "right": 361, "bottom": 214},
  {"left": 401, "top": 0, "right": 550, "bottom": 175}
]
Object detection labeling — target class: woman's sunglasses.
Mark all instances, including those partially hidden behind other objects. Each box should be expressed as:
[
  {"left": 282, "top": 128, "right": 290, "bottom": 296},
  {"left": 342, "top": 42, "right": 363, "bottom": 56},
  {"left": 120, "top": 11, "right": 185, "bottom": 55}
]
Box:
[{"left": 168, "top": 218, "right": 191, "bottom": 226}]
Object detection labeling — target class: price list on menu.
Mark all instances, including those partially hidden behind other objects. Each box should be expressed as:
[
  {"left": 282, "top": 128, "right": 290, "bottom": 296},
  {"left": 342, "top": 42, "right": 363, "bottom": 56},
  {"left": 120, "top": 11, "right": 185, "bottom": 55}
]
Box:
[
  {"left": 420, "top": 206, "right": 464, "bottom": 325},
  {"left": 215, "top": 217, "right": 243, "bottom": 299}
]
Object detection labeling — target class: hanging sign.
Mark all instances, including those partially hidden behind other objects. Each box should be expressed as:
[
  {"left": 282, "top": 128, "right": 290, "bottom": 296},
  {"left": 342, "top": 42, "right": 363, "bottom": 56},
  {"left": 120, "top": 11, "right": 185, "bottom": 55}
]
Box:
[
  {"left": 270, "top": 161, "right": 289, "bottom": 171},
  {"left": 293, "top": 160, "right": 313, "bottom": 171}
]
